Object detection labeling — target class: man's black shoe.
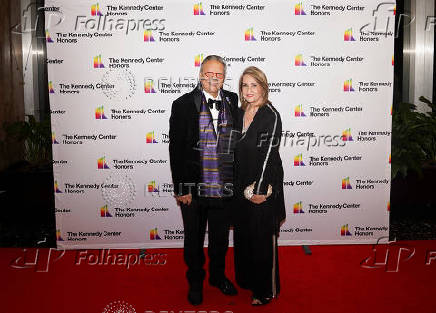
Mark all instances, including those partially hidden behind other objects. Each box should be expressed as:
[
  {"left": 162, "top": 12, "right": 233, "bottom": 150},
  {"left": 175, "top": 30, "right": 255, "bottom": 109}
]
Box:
[
  {"left": 187, "top": 289, "right": 203, "bottom": 305},
  {"left": 209, "top": 278, "right": 238, "bottom": 296}
]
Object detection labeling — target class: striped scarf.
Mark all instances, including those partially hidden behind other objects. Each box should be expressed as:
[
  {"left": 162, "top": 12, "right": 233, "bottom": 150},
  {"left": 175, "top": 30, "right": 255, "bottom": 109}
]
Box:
[{"left": 199, "top": 91, "right": 233, "bottom": 198}]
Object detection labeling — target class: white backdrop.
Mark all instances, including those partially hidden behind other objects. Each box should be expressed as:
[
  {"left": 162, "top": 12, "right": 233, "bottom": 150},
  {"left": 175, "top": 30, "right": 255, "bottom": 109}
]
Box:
[{"left": 46, "top": 0, "right": 395, "bottom": 249}]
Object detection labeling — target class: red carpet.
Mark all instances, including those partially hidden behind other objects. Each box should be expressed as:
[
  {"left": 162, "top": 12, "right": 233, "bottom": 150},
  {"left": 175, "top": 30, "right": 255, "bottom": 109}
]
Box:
[{"left": 2, "top": 241, "right": 436, "bottom": 313}]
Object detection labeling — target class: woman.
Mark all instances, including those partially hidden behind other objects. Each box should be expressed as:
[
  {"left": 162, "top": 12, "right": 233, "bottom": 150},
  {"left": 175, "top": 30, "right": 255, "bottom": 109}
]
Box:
[{"left": 233, "top": 66, "right": 286, "bottom": 305}]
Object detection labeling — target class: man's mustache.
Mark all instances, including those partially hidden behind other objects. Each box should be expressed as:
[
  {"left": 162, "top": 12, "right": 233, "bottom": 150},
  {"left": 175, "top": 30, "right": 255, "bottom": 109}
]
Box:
[{"left": 200, "top": 77, "right": 221, "bottom": 83}]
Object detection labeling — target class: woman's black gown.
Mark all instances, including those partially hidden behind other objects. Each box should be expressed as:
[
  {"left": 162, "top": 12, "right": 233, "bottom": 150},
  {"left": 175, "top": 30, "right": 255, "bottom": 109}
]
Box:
[{"left": 233, "top": 102, "right": 286, "bottom": 299}]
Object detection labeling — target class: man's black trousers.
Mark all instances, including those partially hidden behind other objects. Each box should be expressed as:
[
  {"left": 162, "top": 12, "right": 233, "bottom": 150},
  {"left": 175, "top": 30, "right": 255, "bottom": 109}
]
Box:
[{"left": 180, "top": 197, "right": 231, "bottom": 290}]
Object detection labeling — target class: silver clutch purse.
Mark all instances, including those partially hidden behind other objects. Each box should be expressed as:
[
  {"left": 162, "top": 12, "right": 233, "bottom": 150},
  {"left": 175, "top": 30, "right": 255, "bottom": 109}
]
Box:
[{"left": 244, "top": 181, "right": 272, "bottom": 200}]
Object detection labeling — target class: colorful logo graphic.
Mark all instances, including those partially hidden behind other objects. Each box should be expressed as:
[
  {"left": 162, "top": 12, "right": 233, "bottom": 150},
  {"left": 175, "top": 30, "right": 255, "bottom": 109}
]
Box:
[
  {"left": 91, "top": 3, "right": 103, "bottom": 16},
  {"left": 150, "top": 228, "right": 162, "bottom": 240},
  {"left": 45, "top": 30, "right": 54, "bottom": 43},
  {"left": 146, "top": 131, "right": 158, "bottom": 143},
  {"left": 393, "top": 5, "right": 396, "bottom": 15},
  {"left": 387, "top": 201, "right": 390, "bottom": 211},
  {"left": 295, "top": 2, "right": 306, "bottom": 15},
  {"left": 56, "top": 229, "right": 64, "bottom": 241},
  {"left": 295, "top": 54, "right": 307, "bottom": 66},
  {"left": 340, "top": 224, "right": 352, "bottom": 236},
  {"left": 97, "top": 156, "right": 110, "bottom": 169},
  {"left": 144, "top": 79, "right": 156, "bottom": 93},
  {"left": 194, "top": 2, "right": 205, "bottom": 15},
  {"left": 52, "top": 132, "right": 59, "bottom": 144},
  {"left": 293, "top": 201, "right": 304, "bottom": 213},
  {"left": 93, "top": 55, "right": 105, "bottom": 68},
  {"left": 294, "top": 153, "right": 305, "bottom": 166},
  {"left": 344, "top": 28, "right": 356, "bottom": 41},
  {"left": 294, "top": 105, "right": 306, "bottom": 117},
  {"left": 48, "top": 81, "right": 55, "bottom": 93},
  {"left": 195, "top": 54, "right": 204, "bottom": 67},
  {"left": 245, "top": 27, "right": 256, "bottom": 41},
  {"left": 100, "top": 205, "right": 112, "bottom": 217},
  {"left": 147, "top": 180, "right": 159, "bottom": 193},
  {"left": 343, "top": 79, "right": 355, "bottom": 92},
  {"left": 54, "top": 180, "right": 62, "bottom": 193},
  {"left": 342, "top": 177, "right": 352, "bottom": 189},
  {"left": 389, "top": 153, "right": 391, "bottom": 164},
  {"left": 392, "top": 55, "right": 394, "bottom": 66},
  {"left": 95, "top": 106, "right": 107, "bottom": 119},
  {"left": 143, "top": 30, "right": 155, "bottom": 42},
  {"left": 341, "top": 128, "right": 353, "bottom": 141}
]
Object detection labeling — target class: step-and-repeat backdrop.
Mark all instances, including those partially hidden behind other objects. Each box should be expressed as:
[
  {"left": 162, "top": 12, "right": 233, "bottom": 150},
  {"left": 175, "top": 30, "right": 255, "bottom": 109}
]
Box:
[{"left": 46, "top": 0, "right": 395, "bottom": 249}]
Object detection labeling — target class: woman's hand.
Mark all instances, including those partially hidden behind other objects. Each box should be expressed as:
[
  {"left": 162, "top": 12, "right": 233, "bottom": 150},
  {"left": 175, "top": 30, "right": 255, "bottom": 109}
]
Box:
[{"left": 250, "top": 194, "right": 267, "bottom": 204}]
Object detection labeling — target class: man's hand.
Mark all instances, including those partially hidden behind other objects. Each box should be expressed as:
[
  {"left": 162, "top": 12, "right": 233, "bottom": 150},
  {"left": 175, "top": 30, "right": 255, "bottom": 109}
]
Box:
[
  {"left": 175, "top": 194, "right": 192, "bottom": 206},
  {"left": 250, "top": 194, "right": 267, "bottom": 204}
]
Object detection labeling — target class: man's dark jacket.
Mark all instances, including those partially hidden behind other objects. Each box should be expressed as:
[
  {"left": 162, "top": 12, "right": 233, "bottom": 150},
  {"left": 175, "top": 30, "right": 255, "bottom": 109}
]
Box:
[{"left": 169, "top": 86, "right": 239, "bottom": 198}]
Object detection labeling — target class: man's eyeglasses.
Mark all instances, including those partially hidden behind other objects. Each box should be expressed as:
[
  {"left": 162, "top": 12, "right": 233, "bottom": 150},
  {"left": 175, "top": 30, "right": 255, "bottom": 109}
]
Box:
[{"left": 203, "top": 71, "right": 224, "bottom": 79}]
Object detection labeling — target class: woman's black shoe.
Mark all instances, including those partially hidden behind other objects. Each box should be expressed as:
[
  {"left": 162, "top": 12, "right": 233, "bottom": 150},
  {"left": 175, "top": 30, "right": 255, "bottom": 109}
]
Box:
[{"left": 251, "top": 296, "right": 272, "bottom": 306}]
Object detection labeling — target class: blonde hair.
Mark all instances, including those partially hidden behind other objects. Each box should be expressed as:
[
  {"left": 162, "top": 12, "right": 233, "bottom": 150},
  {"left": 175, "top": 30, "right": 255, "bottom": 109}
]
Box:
[{"left": 239, "top": 66, "right": 270, "bottom": 111}]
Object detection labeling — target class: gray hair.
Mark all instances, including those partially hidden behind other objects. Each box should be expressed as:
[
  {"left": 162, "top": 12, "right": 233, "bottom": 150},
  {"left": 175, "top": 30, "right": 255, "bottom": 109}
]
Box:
[{"left": 199, "top": 55, "right": 227, "bottom": 77}]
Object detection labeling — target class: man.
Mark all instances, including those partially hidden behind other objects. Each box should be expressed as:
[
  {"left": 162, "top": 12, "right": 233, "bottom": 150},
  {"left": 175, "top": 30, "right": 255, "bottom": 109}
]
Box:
[{"left": 169, "top": 55, "right": 238, "bottom": 305}]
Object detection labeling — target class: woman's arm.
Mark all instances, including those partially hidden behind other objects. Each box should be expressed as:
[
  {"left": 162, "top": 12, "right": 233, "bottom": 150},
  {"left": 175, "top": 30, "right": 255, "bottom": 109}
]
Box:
[{"left": 253, "top": 104, "right": 282, "bottom": 195}]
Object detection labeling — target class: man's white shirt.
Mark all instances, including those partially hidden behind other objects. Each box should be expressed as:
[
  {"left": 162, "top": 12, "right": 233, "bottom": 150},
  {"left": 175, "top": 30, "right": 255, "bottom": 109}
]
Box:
[{"left": 202, "top": 90, "right": 221, "bottom": 132}]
